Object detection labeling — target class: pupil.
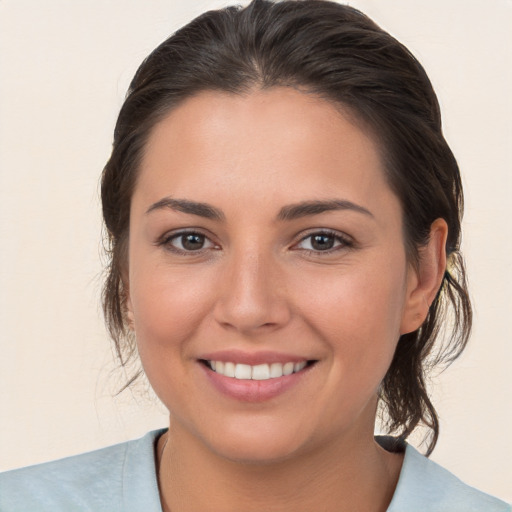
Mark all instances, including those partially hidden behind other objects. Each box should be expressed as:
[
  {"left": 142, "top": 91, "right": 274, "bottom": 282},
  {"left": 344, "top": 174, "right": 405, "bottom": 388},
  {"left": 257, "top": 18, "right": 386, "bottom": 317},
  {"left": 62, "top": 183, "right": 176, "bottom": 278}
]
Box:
[
  {"left": 182, "top": 234, "right": 204, "bottom": 250},
  {"left": 312, "top": 234, "right": 334, "bottom": 250}
]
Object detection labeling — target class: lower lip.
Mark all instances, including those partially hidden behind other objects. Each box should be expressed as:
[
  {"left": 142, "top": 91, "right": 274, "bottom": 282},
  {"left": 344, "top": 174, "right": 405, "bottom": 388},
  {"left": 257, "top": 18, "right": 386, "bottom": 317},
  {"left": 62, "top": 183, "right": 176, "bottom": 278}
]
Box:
[{"left": 200, "top": 363, "right": 313, "bottom": 403}]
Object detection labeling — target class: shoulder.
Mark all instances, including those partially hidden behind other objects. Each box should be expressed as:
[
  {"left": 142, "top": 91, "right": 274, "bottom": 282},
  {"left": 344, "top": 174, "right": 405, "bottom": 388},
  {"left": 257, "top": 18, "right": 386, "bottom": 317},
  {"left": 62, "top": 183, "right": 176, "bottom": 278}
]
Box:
[
  {"left": 388, "top": 443, "right": 511, "bottom": 512},
  {"left": 0, "top": 429, "right": 165, "bottom": 512}
]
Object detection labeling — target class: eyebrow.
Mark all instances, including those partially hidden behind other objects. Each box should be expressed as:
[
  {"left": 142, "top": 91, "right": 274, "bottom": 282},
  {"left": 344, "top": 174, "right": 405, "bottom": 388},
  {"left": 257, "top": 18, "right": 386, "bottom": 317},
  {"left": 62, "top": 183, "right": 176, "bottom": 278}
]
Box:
[
  {"left": 277, "top": 199, "right": 374, "bottom": 221},
  {"left": 146, "top": 197, "right": 225, "bottom": 221},
  {"left": 145, "top": 197, "right": 373, "bottom": 221}
]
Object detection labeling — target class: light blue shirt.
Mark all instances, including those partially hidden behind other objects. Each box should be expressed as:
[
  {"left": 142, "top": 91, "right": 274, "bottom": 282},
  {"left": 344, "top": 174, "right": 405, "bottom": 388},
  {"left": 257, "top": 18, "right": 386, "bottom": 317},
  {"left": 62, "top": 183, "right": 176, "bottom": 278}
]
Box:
[{"left": 0, "top": 429, "right": 509, "bottom": 511}]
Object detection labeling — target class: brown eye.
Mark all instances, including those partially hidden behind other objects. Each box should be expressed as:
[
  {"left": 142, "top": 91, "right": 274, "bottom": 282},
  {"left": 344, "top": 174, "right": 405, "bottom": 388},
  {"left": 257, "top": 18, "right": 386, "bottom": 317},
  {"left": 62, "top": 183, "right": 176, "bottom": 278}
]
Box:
[
  {"left": 165, "top": 232, "right": 215, "bottom": 252},
  {"left": 181, "top": 233, "right": 206, "bottom": 250},
  {"left": 294, "top": 231, "right": 352, "bottom": 253},
  {"left": 310, "top": 234, "right": 335, "bottom": 250}
]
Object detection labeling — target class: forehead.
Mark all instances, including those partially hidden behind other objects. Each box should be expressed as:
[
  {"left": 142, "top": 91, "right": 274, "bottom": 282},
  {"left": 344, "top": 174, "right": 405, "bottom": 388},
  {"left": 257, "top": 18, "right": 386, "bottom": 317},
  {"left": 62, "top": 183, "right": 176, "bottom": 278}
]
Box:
[{"left": 135, "top": 87, "right": 395, "bottom": 218}]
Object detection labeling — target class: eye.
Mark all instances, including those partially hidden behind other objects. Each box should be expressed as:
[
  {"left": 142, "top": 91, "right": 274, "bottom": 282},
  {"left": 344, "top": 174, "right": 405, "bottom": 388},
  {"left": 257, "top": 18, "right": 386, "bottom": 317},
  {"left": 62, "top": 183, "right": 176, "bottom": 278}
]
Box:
[
  {"left": 162, "top": 231, "right": 217, "bottom": 253},
  {"left": 294, "top": 231, "right": 352, "bottom": 253}
]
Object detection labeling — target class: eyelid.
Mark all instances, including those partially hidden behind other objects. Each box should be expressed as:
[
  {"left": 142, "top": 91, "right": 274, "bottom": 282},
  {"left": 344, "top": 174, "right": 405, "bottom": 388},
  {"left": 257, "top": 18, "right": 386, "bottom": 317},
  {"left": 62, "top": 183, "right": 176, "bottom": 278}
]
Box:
[
  {"left": 156, "top": 228, "right": 220, "bottom": 254},
  {"left": 155, "top": 227, "right": 353, "bottom": 255},
  {"left": 291, "top": 228, "right": 354, "bottom": 252}
]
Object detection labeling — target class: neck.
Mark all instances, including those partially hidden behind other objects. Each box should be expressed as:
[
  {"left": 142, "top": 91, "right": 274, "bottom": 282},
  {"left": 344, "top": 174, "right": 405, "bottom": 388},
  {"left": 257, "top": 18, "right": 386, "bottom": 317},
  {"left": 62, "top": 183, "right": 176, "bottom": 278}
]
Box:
[{"left": 157, "top": 418, "right": 403, "bottom": 512}]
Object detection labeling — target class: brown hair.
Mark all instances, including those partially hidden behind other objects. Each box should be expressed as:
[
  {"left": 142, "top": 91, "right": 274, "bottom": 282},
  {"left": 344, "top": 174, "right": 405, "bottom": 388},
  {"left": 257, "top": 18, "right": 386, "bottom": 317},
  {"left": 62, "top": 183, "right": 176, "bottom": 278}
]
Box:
[{"left": 101, "top": 0, "right": 471, "bottom": 455}]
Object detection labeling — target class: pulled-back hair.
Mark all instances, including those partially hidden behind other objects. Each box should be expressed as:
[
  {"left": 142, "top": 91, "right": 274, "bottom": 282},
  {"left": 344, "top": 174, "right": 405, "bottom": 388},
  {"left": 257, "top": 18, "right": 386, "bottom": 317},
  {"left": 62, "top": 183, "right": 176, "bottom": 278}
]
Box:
[{"left": 101, "top": 0, "right": 471, "bottom": 455}]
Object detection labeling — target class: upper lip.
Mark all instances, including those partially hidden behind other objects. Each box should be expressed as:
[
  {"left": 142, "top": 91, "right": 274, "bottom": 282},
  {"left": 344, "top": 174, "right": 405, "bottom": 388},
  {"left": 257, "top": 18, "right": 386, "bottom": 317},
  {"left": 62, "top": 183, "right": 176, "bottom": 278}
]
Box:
[{"left": 199, "top": 350, "right": 314, "bottom": 366}]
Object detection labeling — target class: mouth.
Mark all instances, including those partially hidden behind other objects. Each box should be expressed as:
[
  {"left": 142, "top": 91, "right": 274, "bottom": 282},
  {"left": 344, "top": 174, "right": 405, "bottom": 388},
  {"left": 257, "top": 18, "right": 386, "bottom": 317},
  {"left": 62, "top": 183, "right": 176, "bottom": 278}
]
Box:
[{"left": 200, "top": 359, "right": 316, "bottom": 380}]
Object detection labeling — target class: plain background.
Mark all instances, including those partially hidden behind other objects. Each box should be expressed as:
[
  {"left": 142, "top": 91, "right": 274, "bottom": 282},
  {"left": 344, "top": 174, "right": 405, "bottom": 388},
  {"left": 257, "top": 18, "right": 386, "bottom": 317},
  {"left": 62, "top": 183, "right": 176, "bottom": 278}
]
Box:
[{"left": 0, "top": 0, "right": 510, "bottom": 503}]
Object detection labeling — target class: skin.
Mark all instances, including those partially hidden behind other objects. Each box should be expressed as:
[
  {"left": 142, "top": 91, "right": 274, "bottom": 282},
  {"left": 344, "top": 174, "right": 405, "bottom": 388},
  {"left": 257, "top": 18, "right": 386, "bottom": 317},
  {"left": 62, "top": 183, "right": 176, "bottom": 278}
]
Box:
[{"left": 126, "top": 87, "right": 447, "bottom": 511}]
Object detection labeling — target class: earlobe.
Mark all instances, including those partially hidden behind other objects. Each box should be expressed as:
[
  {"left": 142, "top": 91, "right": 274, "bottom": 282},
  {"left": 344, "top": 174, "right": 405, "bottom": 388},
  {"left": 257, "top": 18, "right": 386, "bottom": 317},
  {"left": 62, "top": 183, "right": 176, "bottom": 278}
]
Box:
[{"left": 400, "top": 218, "right": 448, "bottom": 335}]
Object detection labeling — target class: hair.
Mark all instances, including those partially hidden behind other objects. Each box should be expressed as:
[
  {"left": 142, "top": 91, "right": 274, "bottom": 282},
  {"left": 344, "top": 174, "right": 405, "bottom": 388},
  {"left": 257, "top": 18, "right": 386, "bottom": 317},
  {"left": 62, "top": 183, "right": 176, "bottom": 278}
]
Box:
[{"left": 101, "top": 0, "right": 471, "bottom": 455}]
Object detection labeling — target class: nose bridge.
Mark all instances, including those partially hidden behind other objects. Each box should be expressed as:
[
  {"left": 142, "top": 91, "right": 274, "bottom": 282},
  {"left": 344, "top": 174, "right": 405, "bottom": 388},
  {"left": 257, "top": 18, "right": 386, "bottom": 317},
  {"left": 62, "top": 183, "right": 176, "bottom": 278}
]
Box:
[{"left": 214, "top": 242, "right": 289, "bottom": 333}]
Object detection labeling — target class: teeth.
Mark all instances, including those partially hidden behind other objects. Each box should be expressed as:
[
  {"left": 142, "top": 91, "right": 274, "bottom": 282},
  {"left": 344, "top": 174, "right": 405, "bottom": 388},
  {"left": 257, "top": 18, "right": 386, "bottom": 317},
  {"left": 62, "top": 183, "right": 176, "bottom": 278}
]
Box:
[
  {"left": 252, "top": 364, "right": 270, "bottom": 380},
  {"left": 269, "top": 362, "right": 284, "bottom": 378},
  {"left": 207, "top": 360, "right": 309, "bottom": 380},
  {"left": 283, "top": 362, "right": 294, "bottom": 376},
  {"left": 224, "top": 362, "right": 235, "bottom": 378},
  {"left": 294, "top": 361, "right": 307, "bottom": 372},
  {"left": 235, "top": 364, "right": 252, "bottom": 380}
]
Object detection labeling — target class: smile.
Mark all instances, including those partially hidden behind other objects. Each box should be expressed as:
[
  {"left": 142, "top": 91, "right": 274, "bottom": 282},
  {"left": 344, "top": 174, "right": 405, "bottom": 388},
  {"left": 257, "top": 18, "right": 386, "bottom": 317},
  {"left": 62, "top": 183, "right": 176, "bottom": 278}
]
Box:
[{"left": 205, "top": 360, "right": 310, "bottom": 380}]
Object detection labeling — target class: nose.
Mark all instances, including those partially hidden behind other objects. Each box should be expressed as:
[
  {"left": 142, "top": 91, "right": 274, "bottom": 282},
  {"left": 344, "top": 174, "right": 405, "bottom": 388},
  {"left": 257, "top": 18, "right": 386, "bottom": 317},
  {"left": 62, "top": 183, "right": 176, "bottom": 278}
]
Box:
[{"left": 213, "top": 248, "right": 292, "bottom": 335}]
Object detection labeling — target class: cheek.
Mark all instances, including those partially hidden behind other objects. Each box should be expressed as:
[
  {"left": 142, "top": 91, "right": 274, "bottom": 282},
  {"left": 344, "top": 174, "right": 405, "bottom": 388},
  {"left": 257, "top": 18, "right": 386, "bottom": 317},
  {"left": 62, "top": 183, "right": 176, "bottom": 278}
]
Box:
[
  {"left": 129, "top": 261, "right": 215, "bottom": 360},
  {"left": 293, "top": 254, "right": 407, "bottom": 375},
  {"left": 128, "top": 264, "right": 220, "bottom": 411},
  {"left": 298, "top": 258, "right": 405, "bottom": 326}
]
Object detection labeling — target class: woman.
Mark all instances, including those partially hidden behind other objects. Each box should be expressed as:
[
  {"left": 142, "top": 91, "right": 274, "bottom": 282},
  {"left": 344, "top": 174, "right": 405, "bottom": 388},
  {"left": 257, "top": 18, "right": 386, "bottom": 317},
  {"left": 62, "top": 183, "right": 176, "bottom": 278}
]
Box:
[{"left": 0, "top": 1, "right": 509, "bottom": 510}]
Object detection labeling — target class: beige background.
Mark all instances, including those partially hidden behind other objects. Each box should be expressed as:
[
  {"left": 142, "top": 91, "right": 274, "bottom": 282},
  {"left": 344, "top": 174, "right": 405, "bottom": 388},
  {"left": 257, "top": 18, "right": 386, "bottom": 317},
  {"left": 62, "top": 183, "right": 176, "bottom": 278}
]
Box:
[{"left": 0, "top": 0, "right": 510, "bottom": 502}]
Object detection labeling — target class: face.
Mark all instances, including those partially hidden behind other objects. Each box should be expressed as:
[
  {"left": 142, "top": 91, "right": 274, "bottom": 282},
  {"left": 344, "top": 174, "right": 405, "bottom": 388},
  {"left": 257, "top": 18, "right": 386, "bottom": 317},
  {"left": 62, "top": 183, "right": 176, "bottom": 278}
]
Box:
[{"left": 127, "top": 88, "right": 422, "bottom": 463}]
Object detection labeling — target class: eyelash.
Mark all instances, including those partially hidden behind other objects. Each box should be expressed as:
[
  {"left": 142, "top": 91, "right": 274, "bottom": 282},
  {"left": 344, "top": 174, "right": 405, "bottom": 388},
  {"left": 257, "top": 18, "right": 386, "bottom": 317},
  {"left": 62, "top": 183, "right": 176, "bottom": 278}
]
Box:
[
  {"left": 292, "top": 229, "right": 354, "bottom": 255},
  {"left": 157, "top": 230, "right": 218, "bottom": 255},
  {"left": 157, "top": 229, "right": 354, "bottom": 256}
]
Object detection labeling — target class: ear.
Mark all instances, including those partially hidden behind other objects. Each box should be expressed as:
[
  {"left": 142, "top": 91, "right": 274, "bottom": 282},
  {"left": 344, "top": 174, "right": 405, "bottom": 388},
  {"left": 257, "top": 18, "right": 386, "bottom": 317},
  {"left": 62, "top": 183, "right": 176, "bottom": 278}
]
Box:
[{"left": 400, "top": 218, "right": 448, "bottom": 335}]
